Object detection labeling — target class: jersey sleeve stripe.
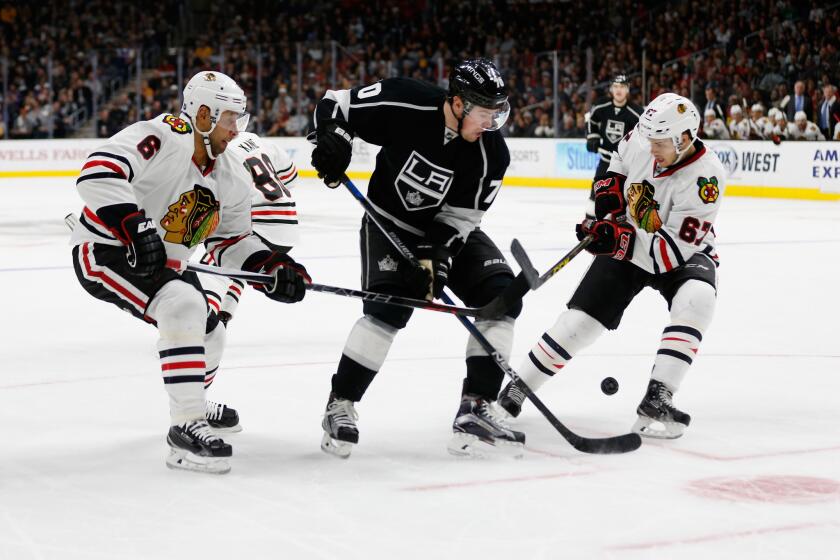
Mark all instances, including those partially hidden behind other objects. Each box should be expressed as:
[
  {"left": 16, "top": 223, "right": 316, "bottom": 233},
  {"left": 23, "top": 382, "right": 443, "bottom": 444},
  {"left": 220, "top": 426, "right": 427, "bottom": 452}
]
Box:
[
  {"left": 658, "top": 229, "right": 686, "bottom": 267},
  {"left": 348, "top": 101, "right": 438, "bottom": 111},
  {"left": 82, "top": 160, "right": 127, "bottom": 179},
  {"left": 658, "top": 238, "right": 674, "bottom": 271},
  {"left": 76, "top": 171, "right": 130, "bottom": 185},
  {"left": 251, "top": 210, "right": 297, "bottom": 216},
  {"left": 88, "top": 151, "right": 134, "bottom": 181}
]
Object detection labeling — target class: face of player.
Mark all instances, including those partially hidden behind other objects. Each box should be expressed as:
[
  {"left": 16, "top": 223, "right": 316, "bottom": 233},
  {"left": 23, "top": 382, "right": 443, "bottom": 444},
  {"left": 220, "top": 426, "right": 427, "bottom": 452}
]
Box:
[
  {"left": 705, "top": 114, "right": 715, "bottom": 124},
  {"left": 648, "top": 138, "right": 678, "bottom": 166},
  {"left": 610, "top": 83, "right": 629, "bottom": 105},
  {"left": 208, "top": 110, "right": 244, "bottom": 156}
]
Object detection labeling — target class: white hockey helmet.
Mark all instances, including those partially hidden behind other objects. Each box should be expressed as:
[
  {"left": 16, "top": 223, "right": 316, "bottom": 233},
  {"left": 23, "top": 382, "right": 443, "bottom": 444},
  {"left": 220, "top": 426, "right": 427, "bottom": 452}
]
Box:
[
  {"left": 730, "top": 104, "right": 743, "bottom": 116},
  {"left": 636, "top": 93, "right": 700, "bottom": 162},
  {"left": 181, "top": 71, "right": 249, "bottom": 146},
  {"left": 794, "top": 110, "right": 807, "bottom": 122}
]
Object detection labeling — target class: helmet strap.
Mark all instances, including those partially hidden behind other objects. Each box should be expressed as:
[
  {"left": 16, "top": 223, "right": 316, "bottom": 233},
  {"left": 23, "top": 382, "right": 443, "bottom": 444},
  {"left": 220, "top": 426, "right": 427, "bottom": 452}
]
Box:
[
  {"left": 448, "top": 97, "right": 465, "bottom": 136},
  {"left": 186, "top": 112, "right": 217, "bottom": 161}
]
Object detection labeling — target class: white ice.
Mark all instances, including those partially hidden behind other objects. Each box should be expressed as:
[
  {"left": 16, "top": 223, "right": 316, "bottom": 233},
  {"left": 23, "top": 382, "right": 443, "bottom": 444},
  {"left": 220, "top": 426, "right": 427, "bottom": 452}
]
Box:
[{"left": 1, "top": 177, "right": 839, "bottom": 560}]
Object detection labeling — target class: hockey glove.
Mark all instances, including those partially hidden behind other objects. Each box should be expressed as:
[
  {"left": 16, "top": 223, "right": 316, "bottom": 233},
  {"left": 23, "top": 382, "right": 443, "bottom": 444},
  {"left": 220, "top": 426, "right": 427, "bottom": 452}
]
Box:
[
  {"left": 311, "top": 121, "right": 353, "bottom": 188},
  {"left": 415, "top": 243, "right": 452, "bottom": 301},
  {"left": 593, "top": 174, "right": 627, "bottom": 220},
  {"left": 586, "top": 137, "right": 600, "bottom": 153},
  {"left": 119, "top": 211, "right": 166, "bottom": 277},
  {"left": 254, "top": 252, "right": 311, "bottom": 303},
  {"left": 576, "top": 218, "right": 635, "bottom": 261}
]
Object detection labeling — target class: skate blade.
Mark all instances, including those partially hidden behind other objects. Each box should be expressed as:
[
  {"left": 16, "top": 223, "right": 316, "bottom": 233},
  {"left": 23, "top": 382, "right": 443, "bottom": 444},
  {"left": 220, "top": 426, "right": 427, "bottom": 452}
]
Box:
[
  {"left": 209, "top": 423, "right": 243, "bottom": 435},
  {"left": 321, "top": 432, "right": 353, "bottom": 459},
  {"left": 166, "top": 448, "right": 231, "bottom": 474},
  {"left": 632, "top": 416, "right": 685, "bottom": 439},
  {"left": 447, "top": 432, "right": 524, "bottom": 459}
]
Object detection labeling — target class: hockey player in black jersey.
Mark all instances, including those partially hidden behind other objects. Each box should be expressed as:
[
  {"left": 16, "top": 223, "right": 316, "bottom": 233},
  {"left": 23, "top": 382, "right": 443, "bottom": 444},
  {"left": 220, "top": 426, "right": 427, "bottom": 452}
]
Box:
[
  {"left": 310, "top": 58, "right": 525, "bottom": 458},
  {"left": 586, "top": 74, "right": 642, "bottom": 215}
]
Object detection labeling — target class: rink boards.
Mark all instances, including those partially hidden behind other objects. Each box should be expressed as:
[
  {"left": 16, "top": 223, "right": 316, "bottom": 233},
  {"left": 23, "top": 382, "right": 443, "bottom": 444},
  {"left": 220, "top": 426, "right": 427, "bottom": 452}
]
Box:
[{"left": 0, "top": 136, "right": 838, "bottom": 200}]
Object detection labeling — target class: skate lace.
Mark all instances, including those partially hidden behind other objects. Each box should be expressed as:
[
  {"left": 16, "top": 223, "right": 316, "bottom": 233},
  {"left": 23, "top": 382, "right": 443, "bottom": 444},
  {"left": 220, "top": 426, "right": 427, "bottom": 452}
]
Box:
[
  {"left": 186, "top": 419, "right": 222, "bottom": 443},
  {"left": 205, "top": 400, "right": 224, "bottom": 421},
  {"left": 326, "top": 398, "right": 358, "bottom": 428},
  {"left": 481, "top": 401, "right": 513, "bottom": 429},
  {"left": 656, "top": 384, "right": 676, "bottom": 410}
]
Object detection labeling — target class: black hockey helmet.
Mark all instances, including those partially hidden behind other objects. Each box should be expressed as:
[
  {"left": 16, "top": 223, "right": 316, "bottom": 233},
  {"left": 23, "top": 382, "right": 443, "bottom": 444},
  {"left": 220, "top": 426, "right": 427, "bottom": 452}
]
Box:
[
  {"left": 612, "top": 73, "right": 629, "bottom": 85},
  {"left": 448, "top": 58, "right": 508, "bottom": 109}
]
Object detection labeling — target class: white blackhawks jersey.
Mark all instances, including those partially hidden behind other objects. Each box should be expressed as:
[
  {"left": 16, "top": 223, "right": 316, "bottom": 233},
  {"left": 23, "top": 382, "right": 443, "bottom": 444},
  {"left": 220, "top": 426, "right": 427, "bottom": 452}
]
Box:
[
  {"left": 213, "top": 131, "right": 299, "bottom": 248},
  {"left": 787, "top": 121, "right": 825, "bottom": 141},
  {"left": 728, "top": 118, "right": 750, "bottom": 139},
  {"left": 703, "top": 118, "right": 730, "bottom": 139},
  {"left": 71, "top": 113, "right": 270, "bottom": 270},
  {"left": 607, "top": 133, "right": 725, "bottom": 275}
]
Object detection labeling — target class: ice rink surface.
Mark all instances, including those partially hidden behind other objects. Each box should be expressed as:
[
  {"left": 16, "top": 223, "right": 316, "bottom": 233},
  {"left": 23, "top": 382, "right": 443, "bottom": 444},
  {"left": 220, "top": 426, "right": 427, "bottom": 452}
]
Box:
[{"left": 1, "top": 177, "right": 839, "bottom": 559}]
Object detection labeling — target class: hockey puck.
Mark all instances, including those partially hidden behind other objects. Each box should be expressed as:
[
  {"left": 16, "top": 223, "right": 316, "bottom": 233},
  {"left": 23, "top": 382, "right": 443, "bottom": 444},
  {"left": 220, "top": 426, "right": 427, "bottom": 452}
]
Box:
[{"left": 601, "top": 377, "right": 619, "bottom": 395}]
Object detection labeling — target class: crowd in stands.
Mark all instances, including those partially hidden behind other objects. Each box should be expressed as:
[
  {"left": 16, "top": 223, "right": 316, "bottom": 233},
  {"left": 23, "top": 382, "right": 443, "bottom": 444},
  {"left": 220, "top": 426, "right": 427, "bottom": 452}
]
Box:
[{"left": 1, "top": 0, "right": 838, "bottom": 140}]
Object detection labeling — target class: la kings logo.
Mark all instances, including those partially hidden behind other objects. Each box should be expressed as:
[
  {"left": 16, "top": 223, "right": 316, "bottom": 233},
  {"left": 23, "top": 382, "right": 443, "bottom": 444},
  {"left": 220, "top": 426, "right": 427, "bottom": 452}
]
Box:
[
  {"left": 605, "top": 119, "right": 625, "bottom": 144},
  {"left": 394, "top": 151, "right": 454, "bottom": 211}
]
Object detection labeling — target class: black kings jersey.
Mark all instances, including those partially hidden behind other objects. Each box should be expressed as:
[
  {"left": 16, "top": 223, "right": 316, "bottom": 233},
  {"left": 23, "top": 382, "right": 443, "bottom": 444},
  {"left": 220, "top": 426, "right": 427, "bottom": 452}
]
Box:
[
  {"left": 315, "top": 78, "right": 509, "bottom": 253},
  {"left": 587, "top": 100, "right": 643, "bottom": 164}
]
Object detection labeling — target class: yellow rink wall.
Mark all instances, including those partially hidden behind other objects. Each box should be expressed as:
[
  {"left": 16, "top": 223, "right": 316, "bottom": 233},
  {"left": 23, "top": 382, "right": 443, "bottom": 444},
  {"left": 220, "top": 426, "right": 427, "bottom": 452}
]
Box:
[{"left": 1, "top": 137, "right": 838, "bottom": 200}]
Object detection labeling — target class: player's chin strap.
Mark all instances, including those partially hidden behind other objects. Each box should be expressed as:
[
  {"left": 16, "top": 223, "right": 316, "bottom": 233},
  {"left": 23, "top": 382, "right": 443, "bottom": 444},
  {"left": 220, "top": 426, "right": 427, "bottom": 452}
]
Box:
[
  {"left": 185, "top": 113, "right": 217, "bottom": 161},
  {"left": 448, "top": 97, "right": 465, "bottom": 137},
  {"left": 671, "top": 134, "right": 696, "bottom": 165}
]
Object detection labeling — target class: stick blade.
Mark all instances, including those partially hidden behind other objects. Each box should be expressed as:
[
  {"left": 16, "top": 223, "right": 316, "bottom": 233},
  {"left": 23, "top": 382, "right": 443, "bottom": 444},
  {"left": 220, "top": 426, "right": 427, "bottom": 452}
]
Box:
[
  {"left": 510, "top": 239, "right": 540, "bottom": 289},
  {"left": 568, "top": 432, "right": 642, "bottom": 454}
]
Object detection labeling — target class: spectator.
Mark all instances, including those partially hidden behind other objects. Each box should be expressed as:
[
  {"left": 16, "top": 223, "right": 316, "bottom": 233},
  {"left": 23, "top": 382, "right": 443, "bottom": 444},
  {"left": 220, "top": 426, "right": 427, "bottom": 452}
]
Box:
[
  {"left": 534, "top": 113, "right": 555, "bottom": 137},
  {"left": 789, "top": 110, "right": 825, "bottom": 140},
  {"left": 817, "top": 83, "right": 839, "bottom": 139},
  {"left": 702, "top": 84, "right": 726, "bottom": 121}
]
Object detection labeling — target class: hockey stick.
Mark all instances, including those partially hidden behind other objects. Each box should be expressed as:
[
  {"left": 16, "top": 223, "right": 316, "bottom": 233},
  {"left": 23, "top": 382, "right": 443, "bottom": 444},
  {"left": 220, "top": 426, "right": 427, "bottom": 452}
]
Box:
[
  {"left": 509, "top": 235, "right": 593, "bottom": 290},
  {"left": 166, "top": 259, "right": 503, "bottom": 318},
  {"left": 341, "top": 176, "right": 641, "bottom": 454},
  {"left": 64, "top": 213, "right": 501, "bottom": 318}
]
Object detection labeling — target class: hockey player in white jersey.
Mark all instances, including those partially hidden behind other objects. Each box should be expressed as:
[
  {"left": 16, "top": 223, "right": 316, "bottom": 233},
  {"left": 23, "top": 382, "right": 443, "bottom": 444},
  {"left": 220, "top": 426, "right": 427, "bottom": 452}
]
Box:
[
  {"left": 198, "top": 132, "right": 300, "bottom": 333},
  {"left": 789, "top": 111, "right": 826, "bottom": 140},
  {"left": 728, "top": 105, "right": 749, "bottom": 139},
  {"left": 70, "top": 71, "right": 310, "bottom": 473},
  {"left": 499, "top": 93, "right": 724, "bottom": 439},
  {"left": 701, "top": 109, "right": 730, "bottom": 139}
]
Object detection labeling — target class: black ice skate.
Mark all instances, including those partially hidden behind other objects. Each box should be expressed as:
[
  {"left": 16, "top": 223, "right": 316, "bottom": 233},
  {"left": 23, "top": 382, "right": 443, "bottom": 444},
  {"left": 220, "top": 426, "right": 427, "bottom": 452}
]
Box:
[
  {"left": 205, "top": 400, "right": 242, "bottom": 434},
  {"left": 632, "top": 379, "right": 691, "bottom": 439},
  {"left": 497, "top": 380, "right": 527, "bottom": 418},
  {"left": 448, "top": 395, "right": 526, "bottom": 458},
  {"left": 320, "top": 393, "right": 359, "bottom": 459},
  {"left": 166, "top": 419, "right": 233, "bottom": 474}
]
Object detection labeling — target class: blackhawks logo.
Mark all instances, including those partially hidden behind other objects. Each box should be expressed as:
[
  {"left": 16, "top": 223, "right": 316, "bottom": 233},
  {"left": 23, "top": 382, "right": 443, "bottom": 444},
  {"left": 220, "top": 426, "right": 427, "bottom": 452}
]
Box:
[
  {"left": 162, "top": 114, "right": 192, "bottom": 135},
  {"left": 697, "top": 176, "right": 720, "bottom": 204},
  {"left": 160, "top": 185, "right": 220, "bottom": 248},
  {"left": 627, "top": 180, "right": 662, "bottom": 233}
]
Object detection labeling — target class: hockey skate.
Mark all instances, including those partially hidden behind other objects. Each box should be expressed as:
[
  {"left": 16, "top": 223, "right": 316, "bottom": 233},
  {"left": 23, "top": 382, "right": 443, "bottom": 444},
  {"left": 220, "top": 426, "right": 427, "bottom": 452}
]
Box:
[
  {"left": 497, "top": 380, "right": 527, "bottom": 418},
  {"left": 205, "top": 400, "right": 242, "bottom": 434},
  {"left": 166, "top": 419, "right": 233, "bottom": 474},
  {"left": 448, "top": 395, "right": 526, "bottom": 458},
  {"left": 632, "top": 379, "right": 691, "bottom": 439},
  {"left": 320, "top": 393, "right": 359, "bottom": 459}
]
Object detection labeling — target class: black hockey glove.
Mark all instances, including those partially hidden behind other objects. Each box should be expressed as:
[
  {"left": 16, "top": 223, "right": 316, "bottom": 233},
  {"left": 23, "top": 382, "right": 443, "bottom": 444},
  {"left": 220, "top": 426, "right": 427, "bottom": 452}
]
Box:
[
  {"left": 311, "top": 121, "right": 353, "bottom": 188},
  {"left": 576, "top": 218, "right": 635, "bottom": 261},
  {"left": 593, "top": 174, "right": 627, "bottom": 220},
  {"left": 253, "top": 252, "right": 311, "bottom": 303},
  {"left": 586, "top": 137, "right": 600, "bottom": 153},
  {"left": 415, "top": 243, "right": 452, "bottom": 300},
  {"left": 119, "top": 211, "right": 166, "bottom": 277}
]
